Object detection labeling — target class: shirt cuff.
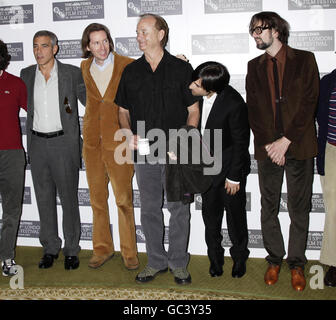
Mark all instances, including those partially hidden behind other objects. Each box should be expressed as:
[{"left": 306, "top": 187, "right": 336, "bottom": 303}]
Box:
[{"left": 226, "top": 178, "right": 240, "bottom": 185}]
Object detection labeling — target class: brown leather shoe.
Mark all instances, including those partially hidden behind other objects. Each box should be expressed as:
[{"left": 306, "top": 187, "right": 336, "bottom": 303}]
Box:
[
  {"left": 291, "top": 267, "right": 306, "bottom": 291},
  {"left": 123, "top": 256, "right": 140, "bottom": 270},
  {"left": 88, "top": 252, "right": 114, "bottom": 269},
  {"left": 264, "top": 264, "right": 280, "bottom": 285}
]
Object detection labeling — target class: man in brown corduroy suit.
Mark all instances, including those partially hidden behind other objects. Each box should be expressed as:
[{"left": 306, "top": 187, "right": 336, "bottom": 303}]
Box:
[{"left": 80, "top": 23, "right": 139, "bottom": 270}]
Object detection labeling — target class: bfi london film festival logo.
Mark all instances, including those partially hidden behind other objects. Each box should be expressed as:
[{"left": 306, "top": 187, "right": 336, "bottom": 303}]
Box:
[
  {"left": 52, "top": 0, "right": 104, "bottom": 22},
  {"left": 204, "top": 0, "right": 262, "bottom": 14},
  {"left": 115, "top": 37, "right": 170, "bottom": 57},
  {"left": 288, "top": 30, "right": 334, "bottom": 52},
  {"left": 288, "top": 0, "right": 336, "bottom": 10},
  {"left": 127, "top": 0, "right": 183, "bottom": 17},
  {"left": 0, "top": 4, "right": 34, "bottom": 26},
  {"left": 5, "top": 42, "right": 24, "bottom": 61},
  {"left": 192, "top": 33, "right": 249, "bottom": 55},
  {"left": 57, "top": 39, "right": 82, "bottom": 59}
]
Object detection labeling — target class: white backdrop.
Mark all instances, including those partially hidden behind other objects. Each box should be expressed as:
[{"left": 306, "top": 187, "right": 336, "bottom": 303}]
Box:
[{"left": 0, "top": 0, "right": 335, "bottom": 260}]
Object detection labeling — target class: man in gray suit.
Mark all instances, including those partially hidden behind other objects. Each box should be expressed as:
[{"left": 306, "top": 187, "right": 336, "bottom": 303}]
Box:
[{"left": 20, "top": 30, "right": 86, "bottom": 270}]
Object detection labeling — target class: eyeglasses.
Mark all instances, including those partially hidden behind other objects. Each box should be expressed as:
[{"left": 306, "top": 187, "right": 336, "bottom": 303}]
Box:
[{"left": 250, "top": 26, "right": 271, "bottom": 35}]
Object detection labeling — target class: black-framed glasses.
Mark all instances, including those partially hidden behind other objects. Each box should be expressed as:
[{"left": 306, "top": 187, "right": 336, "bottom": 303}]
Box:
[{"left": 250, "top": 26, "right": 271, "bottom": 35}]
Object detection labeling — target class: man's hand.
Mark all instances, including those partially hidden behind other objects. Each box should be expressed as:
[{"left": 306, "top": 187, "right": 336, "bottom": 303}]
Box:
[
  {"left": 176, "top": 54, "right": 189, "bottom": 62},
  {"left": 128, "top": 135, "right": 140, "bottom": 150},
  {"left": 225, "top": 180, "right": 240, "bottom": 195},
  {"left": 265, "top": 136, "right": 291, "bottom": 166}
]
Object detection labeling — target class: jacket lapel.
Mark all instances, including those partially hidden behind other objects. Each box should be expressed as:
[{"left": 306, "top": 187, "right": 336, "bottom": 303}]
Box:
[
  {"left": 81, "top": 56, "right": 103, "bottom": 99},
  {"left": 282, "top": 46, "right": 297, "bottom": 100},
  {"left": 198, "top": 99, "right": 203, "bottom": 132},
  {"left": 103, "top": 52, "right": 120, "bottom": 99},
  {"left": 27, "top": 66, "right": 36, "bottom": 111},
  {"left": 57, "top": 60, "right": 67, "bottom": 120}
]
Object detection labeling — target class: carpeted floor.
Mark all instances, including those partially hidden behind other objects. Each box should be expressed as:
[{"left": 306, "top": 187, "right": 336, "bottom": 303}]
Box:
[{"left": 0, "top": 246, "right": 335, "bottom": 300}]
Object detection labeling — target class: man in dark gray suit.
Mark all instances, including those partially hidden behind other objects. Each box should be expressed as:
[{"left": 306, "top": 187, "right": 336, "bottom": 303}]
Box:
[{"left": 20, "top": 30, "right": 86, "bottom": 270}]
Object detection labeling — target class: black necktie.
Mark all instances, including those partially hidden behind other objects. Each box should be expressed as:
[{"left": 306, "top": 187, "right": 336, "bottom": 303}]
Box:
[{"left": 271, "top": 57, "right": 284, "bottom": 136}]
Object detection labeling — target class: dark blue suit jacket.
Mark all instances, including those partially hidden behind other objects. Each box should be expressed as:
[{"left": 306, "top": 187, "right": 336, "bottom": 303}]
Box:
[{"left": 317, "top": 69, "right": 336, "bottom": 175}]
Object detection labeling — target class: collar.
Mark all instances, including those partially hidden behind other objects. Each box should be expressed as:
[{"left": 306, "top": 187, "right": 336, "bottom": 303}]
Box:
[
  {"left": 140, "top": 49, "right": 169, "bottom": 66},
  {"left": 93, "top": 52, "right": 114, "bottom": 71},
  {"left": 266, "top": 43, "right": 287, "bottom": 64},
  {"left": 203, "top": 92, "right": 217, "bottom": 104},
  {"left": 36, "top": 59, "right": 58, "bottom": 77}
]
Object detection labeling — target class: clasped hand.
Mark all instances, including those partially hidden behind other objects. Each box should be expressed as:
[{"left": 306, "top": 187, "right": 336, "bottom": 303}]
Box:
[{"left": 265, "top": 136, "right": 291, "bottom": 166}]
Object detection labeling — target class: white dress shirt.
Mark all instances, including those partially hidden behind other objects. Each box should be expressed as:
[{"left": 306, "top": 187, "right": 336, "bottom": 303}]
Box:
[
  {"left": 201, "top": 92, "right": 239, "bottom": 185},
  {"left": 33, "top": 62, "right": 62, "bottom": 133},
  {"left": 201, "top": 93, "right": 217, "bottom": 136},
  {"left": 93, "top": 52, "right": 114, "bottom": 71}
]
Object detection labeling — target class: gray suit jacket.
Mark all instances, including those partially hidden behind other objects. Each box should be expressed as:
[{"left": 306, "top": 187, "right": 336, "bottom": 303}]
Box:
[{"left": 20, "top": 59, "right": 86, "bottom": 168}]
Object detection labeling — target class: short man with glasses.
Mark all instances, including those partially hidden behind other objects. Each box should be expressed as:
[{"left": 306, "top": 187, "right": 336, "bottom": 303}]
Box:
[{"left": 246, "top": 11, "right": 319, "bottom": 291}]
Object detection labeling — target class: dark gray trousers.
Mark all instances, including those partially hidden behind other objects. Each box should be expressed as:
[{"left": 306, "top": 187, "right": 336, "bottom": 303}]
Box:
[
  {"left": 0, "top": 149, "right": 25, "bottom": 261},
  {"left": 257, "top": 156, "right": 314, "bottom": 269},
  {"left": 135, "top": 163, "right": 190, "bottom": 270},
  {"left": 30, "top": 134, "right": 81, "bottom": 256}
]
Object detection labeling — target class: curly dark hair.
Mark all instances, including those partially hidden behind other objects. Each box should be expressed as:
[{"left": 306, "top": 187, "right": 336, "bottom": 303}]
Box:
[{"left": 0, "top": 39, "right": 11, "bottom": 71}]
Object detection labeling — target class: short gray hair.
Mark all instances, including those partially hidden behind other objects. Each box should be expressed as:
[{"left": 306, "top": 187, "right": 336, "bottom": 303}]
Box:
[{"left": 33, "top": 30, "right": 58, "bottom": 46}]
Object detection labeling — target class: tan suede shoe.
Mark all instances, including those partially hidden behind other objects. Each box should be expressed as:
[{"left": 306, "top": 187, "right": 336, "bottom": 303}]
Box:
[
  {"left": 123, "top": 256, "right": 140, "bottom": 270},
  {"left": 88, "top": 253, "right": 114, "bottom": 269}
]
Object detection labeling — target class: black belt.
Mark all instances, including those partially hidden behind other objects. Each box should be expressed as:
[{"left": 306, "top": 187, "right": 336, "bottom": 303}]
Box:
[{"left": 31, "top": 130, "right": 64, "bottom": 138}]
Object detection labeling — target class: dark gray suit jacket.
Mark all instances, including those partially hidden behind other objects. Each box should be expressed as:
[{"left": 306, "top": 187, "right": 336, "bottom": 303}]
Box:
[{"left": 20, "top": 59, "right": 86, "bottom": 168}]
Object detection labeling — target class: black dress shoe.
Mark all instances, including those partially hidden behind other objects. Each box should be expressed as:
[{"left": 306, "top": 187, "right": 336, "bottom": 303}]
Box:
[
  {"left": 232, "top": 260, "right": 246, "bottom": 278},
  {"left": 209, "top": 264, "right": 223, "bottom": 277},
  {"left": 324, "top": 266, "right": 336, "bottom": 287},
  {"left": 64, "top": 256, "right": 80, "bottom": 270},
  {"left": 38, "top": 254, "right": 58, "bottom": 269}
]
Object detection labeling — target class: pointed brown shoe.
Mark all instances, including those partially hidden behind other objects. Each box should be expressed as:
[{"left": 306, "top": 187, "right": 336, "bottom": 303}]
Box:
[
  {"left": 88, "top": 252, "right": 114, "bottom": 269},
  {"left": 264, "top": 264, "right": 280, "bottom": 285},
  {"left": 123, "top": 256, "right": 140, "bottom": 270},
  {"left": 291, "top": 267, "right": 306, "bottom": 291}
]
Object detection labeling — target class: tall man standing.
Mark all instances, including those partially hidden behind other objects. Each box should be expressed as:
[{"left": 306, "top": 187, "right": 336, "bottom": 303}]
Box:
[
  {"left": 80, "top": 23, "right": 139, "bottom": 270},
  {"left": 246, "top": 12, "right": 319, "bottom": 291},
  {"left": 20, "top": 30, "right": 86, "bottom": 270},
  {"left": 116, "top": 14, "right": 199, "bottom": 284},
  {"left": 0, "top": 39, "right": 27, "bottom": 277}
]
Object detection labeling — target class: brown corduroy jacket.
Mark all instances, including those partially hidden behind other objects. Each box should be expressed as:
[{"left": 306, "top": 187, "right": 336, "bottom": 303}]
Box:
[
  {"left": 81, "top": 52, "right": 133, "bottom": 151},
  {"left": 246, "top": 45, "right": 320, "bottom": 160}
]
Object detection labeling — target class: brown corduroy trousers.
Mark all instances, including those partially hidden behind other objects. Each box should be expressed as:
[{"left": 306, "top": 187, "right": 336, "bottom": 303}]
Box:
[{"left": 83, "top": 145, "right": 138, "bottom": 259}]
